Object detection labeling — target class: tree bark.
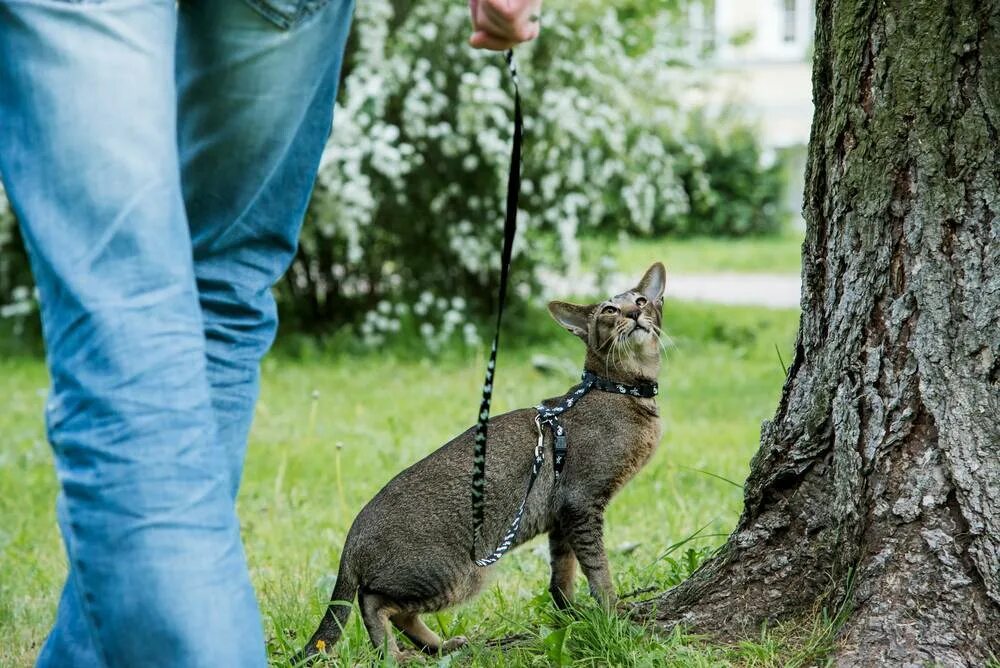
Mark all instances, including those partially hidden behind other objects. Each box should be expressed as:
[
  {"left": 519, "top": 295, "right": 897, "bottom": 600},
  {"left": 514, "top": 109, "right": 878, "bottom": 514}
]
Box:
[{"left": 633, "top": 2, "right": 1000, "bottom": 664}]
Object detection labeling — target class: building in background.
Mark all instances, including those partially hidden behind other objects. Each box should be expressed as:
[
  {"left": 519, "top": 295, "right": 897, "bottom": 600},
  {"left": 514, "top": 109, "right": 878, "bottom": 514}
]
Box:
[{"left": 689, "top": 0, "right": 815, "bottom": 224}]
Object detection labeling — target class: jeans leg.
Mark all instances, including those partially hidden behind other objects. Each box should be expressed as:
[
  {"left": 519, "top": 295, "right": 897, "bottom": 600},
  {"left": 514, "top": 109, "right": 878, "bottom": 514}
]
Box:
[
  {"left": 176, "top": 0, "right": 355, "bottom": 500},
  {"left": 0, "top": 3, "right": 265, "bottom": 666},
  {"left": 37, "top": 551, "right": 97, "bottom": 668}
]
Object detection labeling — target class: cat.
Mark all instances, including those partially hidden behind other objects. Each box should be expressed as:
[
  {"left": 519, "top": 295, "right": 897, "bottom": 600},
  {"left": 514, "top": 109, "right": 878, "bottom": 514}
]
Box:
[{"left": 298, "top": 262, "right": 666, "bottom": 663}]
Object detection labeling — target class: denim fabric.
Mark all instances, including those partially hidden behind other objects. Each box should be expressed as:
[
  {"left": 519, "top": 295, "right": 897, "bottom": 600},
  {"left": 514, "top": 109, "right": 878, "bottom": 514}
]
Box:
[
  {"left": 242, "top": 0, "right": 334, "bottom": 29},
  {"left": 0, "top": 1, "right": 354, "bottom": 666}
]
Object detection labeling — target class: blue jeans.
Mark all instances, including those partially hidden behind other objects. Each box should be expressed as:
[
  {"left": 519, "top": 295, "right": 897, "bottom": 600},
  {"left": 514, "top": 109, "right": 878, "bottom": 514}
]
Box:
[{"left": 0, "top": 1, "right": 353, "bottom": 665}]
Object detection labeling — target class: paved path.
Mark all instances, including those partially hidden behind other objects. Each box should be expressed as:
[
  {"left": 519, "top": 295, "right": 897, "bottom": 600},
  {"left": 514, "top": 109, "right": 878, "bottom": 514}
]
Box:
[
  {"left": 665, "top": 273, "right": 800, "bottom": 309},
  {"left": 541, "top": 270, "right": 801, "bottom": 309}
]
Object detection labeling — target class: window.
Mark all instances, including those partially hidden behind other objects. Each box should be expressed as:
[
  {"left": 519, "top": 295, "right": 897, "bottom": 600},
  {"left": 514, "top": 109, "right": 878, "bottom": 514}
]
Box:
[{"left": 782, "top": 0, "right": 797, "bottom": 43}]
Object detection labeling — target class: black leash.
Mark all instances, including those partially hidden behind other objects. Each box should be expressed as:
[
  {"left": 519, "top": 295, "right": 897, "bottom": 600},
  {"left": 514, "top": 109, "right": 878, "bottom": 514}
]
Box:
[
  {"left": 470, "top": 50, "right": 522, "bottom": 562},
  {"left": 474, "top": 371, "right": 658, "bottom": 567},
  {"left": 467, "top": 50, "right": 659, "bottom": 566}
]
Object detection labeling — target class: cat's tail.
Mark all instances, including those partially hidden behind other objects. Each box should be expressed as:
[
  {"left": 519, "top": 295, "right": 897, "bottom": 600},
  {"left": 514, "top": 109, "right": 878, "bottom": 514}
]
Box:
[{"left": 293, "top": 561, "right": 358, "bottom": 665}]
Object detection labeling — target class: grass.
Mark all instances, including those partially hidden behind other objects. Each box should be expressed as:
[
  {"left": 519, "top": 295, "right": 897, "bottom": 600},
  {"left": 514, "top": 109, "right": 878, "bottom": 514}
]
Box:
[
  {"left": 0, "top": 296, "right": 827, "bottom": 666},
  {"left": 581, "top": 229, "right": 805, "bottom": 276}
]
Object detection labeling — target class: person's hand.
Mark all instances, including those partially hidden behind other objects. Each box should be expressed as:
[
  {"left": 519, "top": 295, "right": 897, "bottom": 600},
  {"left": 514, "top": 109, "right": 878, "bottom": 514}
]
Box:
[{"left": 468, "top": 0, "right": 542, "bottom": 51}]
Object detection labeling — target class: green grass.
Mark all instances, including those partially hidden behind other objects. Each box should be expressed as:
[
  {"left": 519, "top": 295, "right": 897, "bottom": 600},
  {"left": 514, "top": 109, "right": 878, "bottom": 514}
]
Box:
[
  {"left": 0, "top": 300, "right": 819, "bottom": 667},
  {"left": 581, "top": 229, "right": 805, "bottom": 276}
]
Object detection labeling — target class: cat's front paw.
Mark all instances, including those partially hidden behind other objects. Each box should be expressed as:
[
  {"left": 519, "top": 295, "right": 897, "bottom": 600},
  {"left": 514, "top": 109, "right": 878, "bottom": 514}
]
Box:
[{"left": 441, "top": 636, "right": 468, "bottom": 653}]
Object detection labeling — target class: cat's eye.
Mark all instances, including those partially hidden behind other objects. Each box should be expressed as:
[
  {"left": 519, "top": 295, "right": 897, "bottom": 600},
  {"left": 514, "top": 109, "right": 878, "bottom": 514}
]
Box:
[
  {"left": 601, "top": 305, "right": 618, "bottom": 315},
  {"left": 635, "top": 297, "right": 648, "bottom": 307}
]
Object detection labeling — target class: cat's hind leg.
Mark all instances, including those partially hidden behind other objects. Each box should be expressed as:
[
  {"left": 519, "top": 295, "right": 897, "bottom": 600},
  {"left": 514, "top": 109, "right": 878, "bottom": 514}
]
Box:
[
  {"left": 358, "top": 590, "right": 407, "bottom": 661},
  {"left": 548, "top": 525, "right": 578, "bottom": 609},
  {"left": 391, "top": 613, "right": 468, "bottom": 655}
]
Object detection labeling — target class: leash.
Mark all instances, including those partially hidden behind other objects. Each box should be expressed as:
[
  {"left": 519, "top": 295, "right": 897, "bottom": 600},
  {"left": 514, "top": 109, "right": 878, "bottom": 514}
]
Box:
[
  {"left": 470, "top": 50, "right": 522, "bottom": 562},
  {"left": 466, "top": 50, "right": 659, "bottom": 566},
  {"left": 473, "top": 371, "right": 658, "bottom": 567}
]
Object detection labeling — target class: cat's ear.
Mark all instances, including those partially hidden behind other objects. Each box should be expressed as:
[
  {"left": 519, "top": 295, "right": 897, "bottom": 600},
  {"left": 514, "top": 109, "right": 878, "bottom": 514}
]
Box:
[
  {"left": 548, "top": 301, "right": 592, "bottom": 340},
  {"left": 636, "top": 262, "right": 666, "bottom": 303}
]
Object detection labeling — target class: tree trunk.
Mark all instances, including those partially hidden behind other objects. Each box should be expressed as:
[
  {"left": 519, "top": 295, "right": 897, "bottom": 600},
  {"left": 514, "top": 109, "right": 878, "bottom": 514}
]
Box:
[{"left": 634, "top": 1, "right": 1000, "bottom": 664}]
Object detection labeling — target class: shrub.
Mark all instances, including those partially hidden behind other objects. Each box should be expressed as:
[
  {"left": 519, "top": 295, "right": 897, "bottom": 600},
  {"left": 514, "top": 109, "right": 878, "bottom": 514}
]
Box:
[
  {"left": 657, "top": 111, "right": 788, "bottom": 237},
  {"left": 0, "top": 185, "right": 35, "bottom": 320},
  {"left": 283, "top": 0, "right": 786, "bottom": 343},
  {"left": 0, "top": 0, "right": 788, "bottom": 347}
]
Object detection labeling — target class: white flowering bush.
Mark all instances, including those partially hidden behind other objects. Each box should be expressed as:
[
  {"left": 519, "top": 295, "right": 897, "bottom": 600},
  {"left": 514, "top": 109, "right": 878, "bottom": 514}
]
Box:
[
  {"left": 280, "top": 0, "right": 786, "bottom": 347},
  {"left": 0, "top": 0, "right": 786, "bottom": 349},
  {"left": 0, "top": 185, "right": 35, "bottom": 329}
]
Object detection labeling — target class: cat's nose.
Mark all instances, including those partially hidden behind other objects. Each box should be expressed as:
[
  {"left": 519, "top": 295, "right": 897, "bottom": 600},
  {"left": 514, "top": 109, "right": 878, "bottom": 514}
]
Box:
[{"left": 625, "top": 308, "right": 640, "bottom": 321}]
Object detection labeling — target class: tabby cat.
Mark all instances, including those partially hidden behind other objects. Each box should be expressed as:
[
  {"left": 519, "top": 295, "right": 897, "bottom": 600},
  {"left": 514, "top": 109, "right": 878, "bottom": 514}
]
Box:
[{"left": 299, "top": 262, "right": 666, "bottom": 662}]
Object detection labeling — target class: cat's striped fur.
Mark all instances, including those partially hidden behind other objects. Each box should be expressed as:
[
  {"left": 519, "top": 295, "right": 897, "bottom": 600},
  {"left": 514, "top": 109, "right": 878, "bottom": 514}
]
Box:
[{"left": 299, "top": 263, "right": 667, "bottom": 662}]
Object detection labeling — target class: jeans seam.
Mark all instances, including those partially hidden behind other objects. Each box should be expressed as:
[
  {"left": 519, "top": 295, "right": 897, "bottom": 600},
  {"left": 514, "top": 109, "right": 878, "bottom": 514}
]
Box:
[
  {"left": 242, "top": 0, "right": 292, "bottom": 29},
  {"left": 59, "top": 500, "right": 112, "bottom": 668},
  {"left": 242, "top": 0, "right": 333, "bottom": 30}
]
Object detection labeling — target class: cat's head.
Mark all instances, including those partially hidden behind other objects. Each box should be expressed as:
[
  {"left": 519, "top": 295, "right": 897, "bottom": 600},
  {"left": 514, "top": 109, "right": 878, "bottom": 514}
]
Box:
[{"left": 547, "top": 262, "right": 666, "bottom": 381}]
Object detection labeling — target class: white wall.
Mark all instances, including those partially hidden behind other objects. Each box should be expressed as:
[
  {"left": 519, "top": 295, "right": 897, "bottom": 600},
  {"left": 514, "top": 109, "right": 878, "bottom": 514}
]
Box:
[
  {"left": 692, "top": 0, "right": 815, "bottom": 148},
  {"left": 691, "top": 0, "right": 816, "bottom": 224},
  {"left": 713, "top": 0, "right": 814, "bottom": 65}
]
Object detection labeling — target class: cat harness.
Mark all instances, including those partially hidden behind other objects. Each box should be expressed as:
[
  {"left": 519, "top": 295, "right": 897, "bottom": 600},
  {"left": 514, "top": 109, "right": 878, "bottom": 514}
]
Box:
[{"left": 473, "top": 371, "right": 658, "bottom": 566}]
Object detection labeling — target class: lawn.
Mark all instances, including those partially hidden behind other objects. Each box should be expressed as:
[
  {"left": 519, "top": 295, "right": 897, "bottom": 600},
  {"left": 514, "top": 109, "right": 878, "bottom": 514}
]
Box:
[
  {"left": 0, "top": 296, "right": 812, "bottom": 666},
  {"left": 581, "top": 229, "right": 805, "bottom": 276}
]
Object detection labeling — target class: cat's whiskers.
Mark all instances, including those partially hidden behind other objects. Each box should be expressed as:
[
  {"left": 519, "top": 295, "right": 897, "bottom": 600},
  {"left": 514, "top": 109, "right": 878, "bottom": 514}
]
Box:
[
  {"left": 648, "top": 330, "right": 668, "bottom": 357},
  {"left": 602, "top": 318, "right": 654, "bottom": 379},
  {"left": 649, "top": 321, "right": 673, "bottom": 346},
  {"left": 597, "top": 328, "right": 618, "bottom": 351},
  {"left": 607, "top": 333, "right": 624, "bottom": 377},
  {"left": 618, "top": 336, "right": 632, "bottom": 372},
  {"left": 601, "top": 327, "right": 618, "bottom": 375},
  {"left": 613, "top": 321, "right": 630, "bottom": 370},
  {"left": 597, "top": 328, "right": 620, "bottom": 377},
  {"left": 590, "top": 307, "right": 665, "bottom": 380},
  {"left": 614, "top": 326, "right": 633, "bottom": 374},
  {"left": 649, "top": 322, "right": 672, "bottom": 356}
]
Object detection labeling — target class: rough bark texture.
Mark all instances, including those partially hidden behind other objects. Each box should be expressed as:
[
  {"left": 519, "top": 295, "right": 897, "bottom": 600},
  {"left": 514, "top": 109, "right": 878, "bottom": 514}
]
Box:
[{"left": 634, "top": 2, "right": 1000, "bottom": 665}]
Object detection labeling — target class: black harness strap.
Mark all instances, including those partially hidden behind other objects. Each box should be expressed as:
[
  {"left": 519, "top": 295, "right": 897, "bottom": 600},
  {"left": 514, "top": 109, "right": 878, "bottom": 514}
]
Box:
[
  {"left": 473, "top": 413, "right": 545, "bottom": 567},
  {"left": 537, "top": 371, "right": 658, "bottom": 476},
  {"left": 470, "top": 50, "right": 522, "bottom": 561},
  {"left": 474, "top": 371, "right": 658, "bottom": 567}
]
